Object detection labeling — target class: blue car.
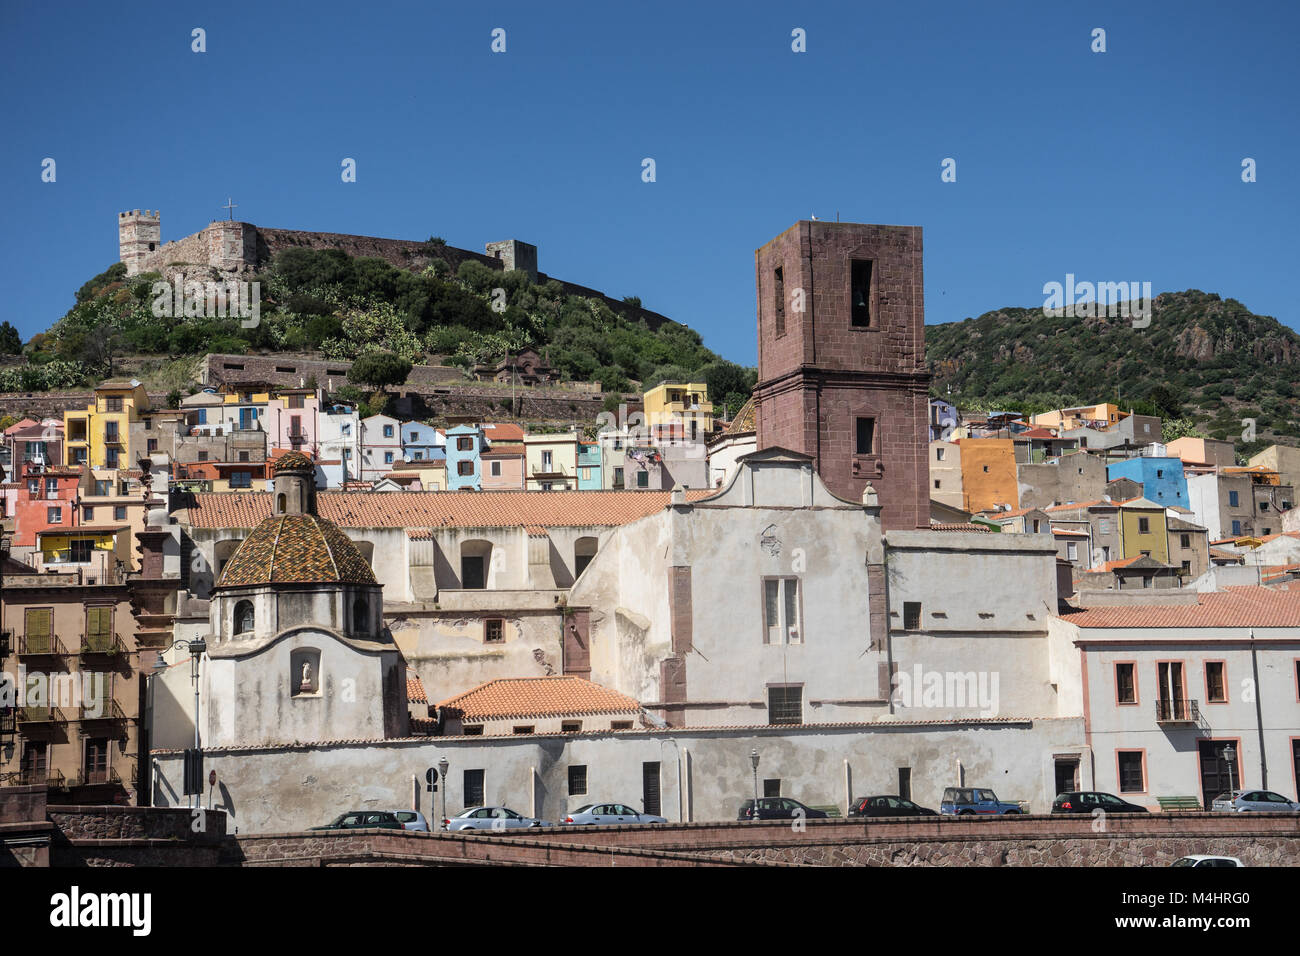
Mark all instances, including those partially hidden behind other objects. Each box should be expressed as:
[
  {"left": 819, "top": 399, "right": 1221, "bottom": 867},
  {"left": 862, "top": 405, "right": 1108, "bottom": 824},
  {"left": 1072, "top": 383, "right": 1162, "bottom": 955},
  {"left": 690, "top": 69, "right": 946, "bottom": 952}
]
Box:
[{"left": 940, "top": 787, "right": 1024, "bottom": 815}]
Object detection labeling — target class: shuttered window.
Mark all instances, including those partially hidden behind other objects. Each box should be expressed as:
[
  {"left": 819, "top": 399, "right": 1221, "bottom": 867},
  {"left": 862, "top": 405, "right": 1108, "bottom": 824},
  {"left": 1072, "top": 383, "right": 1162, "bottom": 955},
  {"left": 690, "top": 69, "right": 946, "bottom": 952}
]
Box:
[{"left": 87, "top": 607, "right": 113, "bottom": 639}]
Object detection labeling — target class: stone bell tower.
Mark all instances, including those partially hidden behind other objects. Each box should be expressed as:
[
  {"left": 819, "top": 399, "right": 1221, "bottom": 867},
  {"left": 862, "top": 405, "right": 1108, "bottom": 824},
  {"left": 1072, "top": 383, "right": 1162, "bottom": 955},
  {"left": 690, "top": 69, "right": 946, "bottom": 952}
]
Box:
[
  {"left": 753, "top": 220, "right": 930, "bottom": 530},
  {"left": 270, "top": 452, "right": 318, "bottom": 516}
]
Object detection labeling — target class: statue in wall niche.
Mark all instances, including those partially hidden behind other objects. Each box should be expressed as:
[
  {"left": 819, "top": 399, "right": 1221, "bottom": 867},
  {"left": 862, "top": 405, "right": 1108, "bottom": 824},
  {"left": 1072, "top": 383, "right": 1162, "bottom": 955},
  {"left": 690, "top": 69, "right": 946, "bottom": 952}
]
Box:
[{"left": 300, "top": 660, "right": 313, "bottom": 692}]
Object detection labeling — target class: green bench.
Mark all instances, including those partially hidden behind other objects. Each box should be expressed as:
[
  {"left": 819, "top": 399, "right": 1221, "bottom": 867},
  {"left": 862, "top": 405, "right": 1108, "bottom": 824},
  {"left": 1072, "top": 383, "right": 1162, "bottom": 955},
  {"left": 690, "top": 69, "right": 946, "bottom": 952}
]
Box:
[{"left": 1156, "top": 796, "right": 1202, "bottom": 812}]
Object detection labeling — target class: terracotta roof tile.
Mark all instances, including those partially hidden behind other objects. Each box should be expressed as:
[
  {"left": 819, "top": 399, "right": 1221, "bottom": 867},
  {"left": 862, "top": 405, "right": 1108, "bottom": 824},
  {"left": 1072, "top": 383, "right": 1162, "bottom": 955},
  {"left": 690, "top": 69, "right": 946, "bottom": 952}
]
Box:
[
  {"left": 188, "top": 489, "right": 713, "bottom": 531},
  {"left": 407, "top": 675, "right": 428, "bottom": 704},
  {"left": 437, "top": 676, "right": 641, "bottom": 721},
  {"left": 723, "top": 397, "right": 756, "bottom": 436},
  {"left": 215, "top": 514, "right": 377, "bottom": 588},
  {"left": 1062, "top": 586, "right": 1300, "bottom": 628}
]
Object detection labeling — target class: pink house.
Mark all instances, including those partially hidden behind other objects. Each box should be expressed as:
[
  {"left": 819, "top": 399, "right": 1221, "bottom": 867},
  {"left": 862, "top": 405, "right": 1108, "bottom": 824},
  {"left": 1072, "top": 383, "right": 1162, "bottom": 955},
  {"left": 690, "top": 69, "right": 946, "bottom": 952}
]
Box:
[
  {"left": 265, "top": 389, "right": 321, "bottom": 457},
  {"left": 481, "top": 442, "right": 525, "bottom": 490}
]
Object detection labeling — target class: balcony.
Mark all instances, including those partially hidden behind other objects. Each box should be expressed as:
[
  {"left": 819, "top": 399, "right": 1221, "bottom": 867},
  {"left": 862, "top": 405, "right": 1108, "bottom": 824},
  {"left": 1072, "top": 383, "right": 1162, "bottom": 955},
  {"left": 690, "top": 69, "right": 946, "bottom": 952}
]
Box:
[
  {"left": 76, "top": 767, "right": 121, "bottom": 787},
  {"left": 79, "top": 699, "right": 128, "bottom": 726},
  {"left": 18, "top": 706, "right": 68, "bottom": 726},
  {"left": 530, "top": 464, "right": 572, "bottom": 479},
  {"left": 1155, "top": 698, "right": 1199, "bottom": 724},
  {"left": 18, "top": 634, "right": 69, "bottom": 658},
  {"left": 80, "top": 631, "right": 125, "bottom": 657},
  {"left": 2, "top": 768, "right": 66, "bottom": 789}
]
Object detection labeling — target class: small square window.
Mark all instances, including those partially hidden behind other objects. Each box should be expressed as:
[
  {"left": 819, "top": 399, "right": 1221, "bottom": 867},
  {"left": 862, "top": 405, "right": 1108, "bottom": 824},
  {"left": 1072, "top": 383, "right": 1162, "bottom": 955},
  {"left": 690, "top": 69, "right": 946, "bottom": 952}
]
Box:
[
  {"left": 767, "top": 686, "right": 802, "bottom": 725},
  {"left": 561, "top": 720, "right": 582, "bottom": 733},
  {"left": 114, "top": 506, "right": 127, "bottom": 521},
  {"left": 484, "top": 619, "right": 504, "bottom": 644}
]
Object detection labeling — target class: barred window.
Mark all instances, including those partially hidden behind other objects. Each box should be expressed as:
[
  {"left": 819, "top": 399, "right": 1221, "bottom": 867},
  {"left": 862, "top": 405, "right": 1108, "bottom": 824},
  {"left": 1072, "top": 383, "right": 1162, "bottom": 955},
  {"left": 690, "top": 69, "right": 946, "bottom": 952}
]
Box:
[
  {"left": 484, "top": 619, "right": 504, "bottom": 644},
  {"left": 463, "top": 769, "right": 485, "bottom": 807},
  {"left": 568, "top": 765, "right": 587, "bottom": 796},
  {"left": 903, "top": 602, "right": 922, "bottom": 630},
  {"left": 768, "top": 685, "right": 802, "bottom": 725}
]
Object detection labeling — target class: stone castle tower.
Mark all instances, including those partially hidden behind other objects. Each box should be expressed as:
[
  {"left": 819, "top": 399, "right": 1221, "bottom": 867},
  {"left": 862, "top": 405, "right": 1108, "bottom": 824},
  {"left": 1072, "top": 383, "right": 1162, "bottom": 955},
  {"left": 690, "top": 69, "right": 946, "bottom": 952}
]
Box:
[
  {"left": 753, "top": 220, "right": 930, "bottom": 531},
  {"left": 118, "top": 210, "right": 161, "bottom": 275}
]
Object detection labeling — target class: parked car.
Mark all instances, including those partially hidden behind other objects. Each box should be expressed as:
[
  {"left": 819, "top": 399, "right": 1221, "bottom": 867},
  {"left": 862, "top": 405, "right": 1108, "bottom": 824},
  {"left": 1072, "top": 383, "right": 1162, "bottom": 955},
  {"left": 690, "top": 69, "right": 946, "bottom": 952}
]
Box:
[
  {"left": 309, "top": 810, "right": 405, "bottom": 831},
  {"left": 444, "top": 806, "right": 555, "bottom": 831},
  {"left": 940, "top": 787, "right": 1024, "bottom": 815},
  {"left": 848, "top": 795, "right": 938, "bottom": 818},
  {"left": 737, "top": 797, "right": 829, "bottom": 821},
  {"left": 560, "top": 803, "right": 668, "bottom": 826},
  {"left": 1171, "top": 855, "right": 1245, "bottom": 867},
  {"left": 1051, "top": 791, "right": 1149, "bottom": 814},
  {"left": 1210, "top": 789, "right": 1300, "bottom": 812},
  {"left": 381, "top": 809, "right": 430, "bottom": 831}
]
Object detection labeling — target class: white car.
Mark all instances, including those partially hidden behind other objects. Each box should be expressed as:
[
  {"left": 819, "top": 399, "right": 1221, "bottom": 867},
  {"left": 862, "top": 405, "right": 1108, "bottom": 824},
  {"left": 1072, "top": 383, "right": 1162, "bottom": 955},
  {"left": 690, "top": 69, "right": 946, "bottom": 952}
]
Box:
[
  {"left": 1210, "top": 790, "right": 1300, "bottom": 812},
  {"left": 444, "top": 806, "right": 554, "bottom": 831},
  {"left": 381, "top": 810, "right": 430, "bottom": 831},
  {"left": 560, "top": 803, "right": 668, "bottom": 826},
  {"left": 1170, "top": 855, "right": 1245, "bottom": 867}
]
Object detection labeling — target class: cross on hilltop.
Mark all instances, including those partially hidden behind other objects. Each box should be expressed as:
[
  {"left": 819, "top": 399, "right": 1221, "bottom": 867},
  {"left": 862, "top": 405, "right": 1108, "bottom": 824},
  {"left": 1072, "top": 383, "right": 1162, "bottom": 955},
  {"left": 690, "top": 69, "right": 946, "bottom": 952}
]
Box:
[{"left": 222, "top": 197, "right": 237, "bottom": 221}]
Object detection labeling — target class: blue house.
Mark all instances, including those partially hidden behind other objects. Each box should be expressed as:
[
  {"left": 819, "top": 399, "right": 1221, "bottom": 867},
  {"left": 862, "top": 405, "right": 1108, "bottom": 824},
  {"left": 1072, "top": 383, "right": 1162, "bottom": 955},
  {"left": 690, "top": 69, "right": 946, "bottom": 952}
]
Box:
[
  {"left": 402, "top": 421, "right": 444, "bottom": 463},
  {"left": 577, "top": 441, "right": 603, "bottom": 490},
  {"left": 445, "top": 424, "right": 487, "bottom": 491},
  {"left": 1106, "top": 457, "right": 1187, "bottom": 506}
]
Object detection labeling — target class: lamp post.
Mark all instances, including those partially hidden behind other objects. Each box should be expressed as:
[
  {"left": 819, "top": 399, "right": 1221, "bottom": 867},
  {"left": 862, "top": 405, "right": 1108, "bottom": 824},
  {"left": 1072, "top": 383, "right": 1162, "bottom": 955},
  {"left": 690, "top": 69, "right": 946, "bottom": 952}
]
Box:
[
  {"left": 1223, "top": 744, "right": 1237, "bottom": 797},
  {"left": 155, "top": 638, "right": 207, "bottom": 808},
  {"left": 749, "top": 748, "right": 760, "bottom": 819},
  {"left": 438, "top": 756, "right": 449, "bottom": 830}
]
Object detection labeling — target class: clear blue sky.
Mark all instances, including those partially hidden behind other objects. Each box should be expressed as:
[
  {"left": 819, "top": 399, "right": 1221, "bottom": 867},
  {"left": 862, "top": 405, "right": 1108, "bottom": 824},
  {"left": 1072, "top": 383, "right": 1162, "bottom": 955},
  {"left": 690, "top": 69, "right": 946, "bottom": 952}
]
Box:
[{"left": 2, "top": 0, "right": 1296, "bottom": 366}]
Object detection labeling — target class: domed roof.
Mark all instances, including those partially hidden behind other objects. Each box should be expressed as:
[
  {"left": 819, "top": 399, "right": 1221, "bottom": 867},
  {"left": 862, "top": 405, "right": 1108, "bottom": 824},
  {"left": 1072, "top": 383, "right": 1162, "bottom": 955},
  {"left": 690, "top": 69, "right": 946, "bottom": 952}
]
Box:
[
  {"left": 272, "top": 451, "right": 315, "bottom": 474},
  {"left": 215, "top": 515, "right": 377, "bottom": 588}
]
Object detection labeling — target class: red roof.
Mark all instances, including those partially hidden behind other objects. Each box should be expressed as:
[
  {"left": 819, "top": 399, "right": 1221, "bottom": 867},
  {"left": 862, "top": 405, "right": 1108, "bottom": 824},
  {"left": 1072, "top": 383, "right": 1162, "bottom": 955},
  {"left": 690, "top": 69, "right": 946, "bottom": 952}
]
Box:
[
  {"left": 407, "top": 675, "right": 428, "bottom": 704},
  {"left": 1063, "top": 586, "right": 1300, "bottom": 628},
  {"left": 436, "top": 676, "right": 641, "bottom": 721},
  {"left": 482, "top": 423, "right": 525, "bottom": 442},
  {"left": 187, "top": 489, "right": 714, "bottom": 530}
]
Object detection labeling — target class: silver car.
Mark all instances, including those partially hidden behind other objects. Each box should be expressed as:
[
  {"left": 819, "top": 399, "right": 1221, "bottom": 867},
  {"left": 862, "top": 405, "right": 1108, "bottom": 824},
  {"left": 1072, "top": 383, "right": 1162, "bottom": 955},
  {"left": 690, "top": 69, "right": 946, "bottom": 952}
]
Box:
[
  {"left": 1211, "top": 789, "right": 1300, "bottom": 812},
  {"left": 444, "top": 806, "right": 554, "bottom": 831},
  {"left": 382, "top": 809, "right": 430, "bottom": 831},
  {"left": 561, "top": 803, "right": 668, "bottom": 826},
  {"left": 1171, "top": 855, "right": 1245, "bottom": 867}
]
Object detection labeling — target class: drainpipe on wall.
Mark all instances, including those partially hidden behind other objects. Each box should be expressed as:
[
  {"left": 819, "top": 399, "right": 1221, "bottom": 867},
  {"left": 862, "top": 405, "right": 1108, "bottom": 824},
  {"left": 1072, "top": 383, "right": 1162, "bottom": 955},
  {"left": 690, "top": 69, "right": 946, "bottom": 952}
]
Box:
[{"left": 1250, "top": 629, "right": 1267, "bottom": 789}]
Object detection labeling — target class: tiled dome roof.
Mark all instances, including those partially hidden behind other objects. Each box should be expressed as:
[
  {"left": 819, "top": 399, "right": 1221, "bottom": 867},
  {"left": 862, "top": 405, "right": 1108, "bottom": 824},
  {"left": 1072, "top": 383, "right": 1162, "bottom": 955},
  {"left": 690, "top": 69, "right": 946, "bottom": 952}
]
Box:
[
  {"left": 215, "top": 515, "right": 377, "bottom": 588},
  {"left": 272, "top": 451, "right": 315, "bottom": 474}
]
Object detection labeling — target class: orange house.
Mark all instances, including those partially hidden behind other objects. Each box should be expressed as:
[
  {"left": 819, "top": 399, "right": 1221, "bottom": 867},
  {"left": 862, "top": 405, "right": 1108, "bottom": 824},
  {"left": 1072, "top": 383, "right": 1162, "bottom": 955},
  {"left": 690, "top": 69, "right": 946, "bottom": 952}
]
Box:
[{"left": 958, "top": 439, "right": 1020, "bottom": 513}]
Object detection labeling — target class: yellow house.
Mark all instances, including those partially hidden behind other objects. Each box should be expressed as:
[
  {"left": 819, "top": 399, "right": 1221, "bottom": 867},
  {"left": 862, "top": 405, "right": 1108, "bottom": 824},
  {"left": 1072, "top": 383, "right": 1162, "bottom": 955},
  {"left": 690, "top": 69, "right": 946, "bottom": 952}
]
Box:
[
  {"left": 1118, "top": 498, "right": 1169, "bottom": 563},
  {"left": 34, "top": 526, "right": 132, "bottom": 578},
  {"left": 523, "top": 432, "right": 578, "bottom": 491},
  {"left": 642, "top": 382, "right": 713, "bottom": 443},
  {"left": 1031, "top": 403, "right": 1125, "bottom": 431},
  {"left": 957, "top": 438, "right": 1018, "bottom": 513},
  {"left": 64, "top": 380, "right": 151, "bottom": 470}
]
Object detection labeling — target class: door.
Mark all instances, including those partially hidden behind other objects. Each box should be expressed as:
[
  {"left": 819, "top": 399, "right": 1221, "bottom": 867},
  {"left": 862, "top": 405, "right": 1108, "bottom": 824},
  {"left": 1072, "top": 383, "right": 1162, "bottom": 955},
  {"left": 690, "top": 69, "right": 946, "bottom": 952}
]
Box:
[
  {"left": 898, "top": 767, "right": 912, "bottom": 802},
  {"left": 461, "top": 556, "right": 485, "bottom": 590},
  {"left": 1055, "top": 757, "right": 1080, "bottom": 795},
  {"left": 1157, "top": 662, "right": 1187, "bottom": 720},
  {"left": 642, "top": 761, "right": 661, "bottom": 817},
  {"left": 1198, "top": 740, "right": 1238, "bottom": 811}
]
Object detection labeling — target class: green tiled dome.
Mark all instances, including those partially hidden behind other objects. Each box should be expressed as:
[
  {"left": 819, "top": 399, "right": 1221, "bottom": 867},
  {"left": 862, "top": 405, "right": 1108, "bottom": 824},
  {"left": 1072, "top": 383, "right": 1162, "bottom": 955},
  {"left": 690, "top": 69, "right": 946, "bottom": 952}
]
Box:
[{"left": 215, "top": 515, "right": 377, "bottom": 588}]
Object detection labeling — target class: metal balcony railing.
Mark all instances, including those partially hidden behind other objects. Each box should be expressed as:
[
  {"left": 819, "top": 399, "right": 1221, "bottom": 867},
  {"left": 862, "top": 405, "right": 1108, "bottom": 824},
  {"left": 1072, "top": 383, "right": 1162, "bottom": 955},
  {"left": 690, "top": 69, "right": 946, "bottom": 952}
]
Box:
[
  {"left": 18, "top": 634, "right": 68, "bottom": 657},
  {"left": 1155, "top": 698, "right": 1199, "bottom": 723},
  {"left": 78, "top": 767, "right": 121, "bottom": 787},
  {"left": 4, "top": 768, "right": 66, "bottom": 789},
  {"left": 80, "top": 632, "right": 125, "bottom": 656},
  {"left": 18, "top": 706, "right": 67, "bottom": 725},
  {"left": 78, "top": 699, "right": 127, "bottom": 723}
]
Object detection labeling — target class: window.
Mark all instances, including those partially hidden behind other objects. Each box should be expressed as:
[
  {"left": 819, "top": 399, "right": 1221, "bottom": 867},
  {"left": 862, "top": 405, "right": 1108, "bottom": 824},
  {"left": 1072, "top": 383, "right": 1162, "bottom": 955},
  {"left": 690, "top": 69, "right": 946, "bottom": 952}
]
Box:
[
  {"left": 512, "top": 725, "right": 534, "bottom": 735},
  {"left": 343, "top": 448, "right": 352, "bottom": 460},
  {"left": 234, "top": 600, "right": 255, "bottom": 635},
  {"left": 561, "top": 721, "right": 582, "bottom": 733},
  {"left": 86, "top": 606, "right": 112, "bottom": 643},
  {"left": 542, "top": 450, "right": 553, "bottom": 470},
  {"left": 1138, "top": 517, "right": 1150, "bottom": 533},
  {"left": 610, "top": 721, "right": 633, "bottom": 730},
  {"left": 384, "top": 452, "right": 394, "bottom": 464},
  {"left": 70, "top": 539, "right": 94, "bottom": 562},
  {"left": 47, "top": 506, "right": 62, "bottom": 524},
  {"left": 1067, "top": 541, "right": 1078, "bottom": 560},
  {"left": 850, "top": 258, "right": 874, "bottom": 327},
  {"left": 1260, "top": 501, "right": 1270, "bottom": 512},
  {"left": 773, "top": 265, "right": 786, "bottom": 337},
  {"left": 855, "top": 417, "right": 875, "bottom": 456},
  {"left": 84, "top": 737, "right": 111, "bottom": 784},
  {"left": 463, "top": 769, "right": 485, "bottom": 807},
  {"left": 105, "top": 448, "right": 119, "bottom": 468},
  {"left": 25, "top": 608, "right": 52, "bottom": 645},
  {"left": 104, "top": 397, "right": 123, "bottom": 412},
  {"left": 568, "top": 765, "right": 588, "bottom": 795},
  {"left": 1140, "top": 550, "right": 1151, "bottom": 558},
  {"left": 1181, "top": 560, "right": 1191, "bottom": 573},
  {"left": 767, "top": 685, "right": 802, "bottom": 725},
  {"left": 936, "top": 447, "right": 945, "bottom": 461},
  {"left": 763, "top": 779, "right": 781, "bottom": 798},
  {"left": 613, "top": 466, "right": 624, "bottom": 487},
  {"left": 341, "top": 423, "right": 352, "bottom": 436},
  {"left": 147, "top": 438, "right": 158, "bottom": 453},
  {"left": 352, "top": 598, "right": 368, "bottom": 634},
  {"left": 1117, "top": 751, "right": 1145, "bottom": 793},
  {"left": 239, "top": 451, "right": 250, "bottom": 462},
  {"left": 383, "top": 424, "right": 394, "bottom": 438},
  {"left": 1156, "top": 469, "right": 1164, "bottom": 478},
  {"left": 230, "top": 472, "right": 252, "bottom": 489},
  {"left": 1205, "top": 662, "right": 1226, "bottom": 703},
  {"left": 197, "top": 451, "right": 209, "bottom": 462},
  {"left": 636, "top": 471, "right": 649, "bottom": 488},
  {"left": 104, "top": 422, "right": 120, "bottom": 443},
  {"left": 83, "top": 506, "right": 95, "bottom": 522},
  {"left": 1115, "top": 663, "right": 1136, "bottom": 704},
  {"left": 484, "top": 619, "right": 504, "bottom": 643},
  {"left": 461, "top": 554, "right": 486, "bottom": 589},
  {"left": 490, "top": 461, "right": 501, "bottom": 477},
  {"left": 1229, "top": 490, "right": 1239, "bottom": 507},
  {"left": 457, "top": 436, "right": 472, "bottom": 451},
  {"left": 903, "top": 602, "right": 921, "bottom": 630},
  {"left": 114, "top": 505, "right": 127, "bottom": 521},
  {"left": 934, "top": 480, "right": 941, "bottom": 489},
  {"left": 763, "top": 577, "right": 801, "bottom": 644},
  {"left": 463, "top": 726, "right": 483, "bottom": 736},
  {"left": 1180, "top": 534, "right": 1190, "bottom": 549},
  {"left": 982, "top": 465, "right": 989, "bottom": 473},
  {"left": 457, "top": 460, "right": 473, "bottom": 477},
  {"left": 1231, "top": 520, "right": 1241, "bottom": 535},
  {"left": 413, "top": 452, "right": 423, "bottom": 460},
  {"left": 288, "top": 394, "right": 305, "bottom": 409}
]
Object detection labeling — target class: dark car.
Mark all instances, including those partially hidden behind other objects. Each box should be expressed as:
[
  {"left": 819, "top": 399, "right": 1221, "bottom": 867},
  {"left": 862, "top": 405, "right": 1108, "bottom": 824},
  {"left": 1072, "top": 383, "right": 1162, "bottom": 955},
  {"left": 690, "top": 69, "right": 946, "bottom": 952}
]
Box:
[
  {"left": 1051, "top": 791, "right": 1149, "bottom": 814},
  {"left": 848, "top": 795, "right": 938, "bottom": 818},
  {"left": 737, "top": 797, "right": 829, "bottom": 821},
  {"left": 309, "top": 810, "right": 405, "bottom": 831}
]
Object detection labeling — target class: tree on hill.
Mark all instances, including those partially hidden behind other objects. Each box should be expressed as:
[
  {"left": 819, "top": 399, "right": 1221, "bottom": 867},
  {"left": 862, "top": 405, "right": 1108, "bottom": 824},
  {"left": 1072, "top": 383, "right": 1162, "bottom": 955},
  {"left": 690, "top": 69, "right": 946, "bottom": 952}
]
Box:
[
  {"left": 0, "top": 321, "right": 21, "bottom": 355},
  {"left": 348, "top": 351, "right": 412, "bottom": 391}
]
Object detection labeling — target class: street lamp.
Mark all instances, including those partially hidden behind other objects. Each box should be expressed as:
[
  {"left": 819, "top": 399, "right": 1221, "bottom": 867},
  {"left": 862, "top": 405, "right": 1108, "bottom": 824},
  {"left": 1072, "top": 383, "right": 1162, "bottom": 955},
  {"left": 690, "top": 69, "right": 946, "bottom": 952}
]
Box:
[
  {"left": 438, "top": 756, "right": 449, "bottom": 830},
  {"left": 749, "top": 748, "right": 760, "bottom": 819},
  {"left": 1223, "top": 744, "right": 1237, "bottom": 796},
  {"left": 154, "top": 638, "right": 207, "bottom": 808}
]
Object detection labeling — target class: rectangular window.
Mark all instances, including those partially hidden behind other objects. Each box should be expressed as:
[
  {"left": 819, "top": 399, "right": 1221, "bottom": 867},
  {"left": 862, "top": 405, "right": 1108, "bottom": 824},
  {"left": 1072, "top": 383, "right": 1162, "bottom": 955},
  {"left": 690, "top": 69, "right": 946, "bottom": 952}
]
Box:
[
  {"left": 490, "top": 461, "right": 502, "bottom": 476},
  {"left": 1067, "top": 541, "right": 1078, "bottom": 560},
  {"left": 542, "top": 450, "right": 553, "bottom": 470},
  {"left": 767, "top": 685, "right": 802, "bottom": 725},
  {"left": 611, "top": 721, "right": 633, "bottom": 730},
  {"left": 47, "top": 506, "right": 62, "bottom": 524},
  {"left": 70, "top": 539, "right": 93, "bottom": 563},
  {"left": 636, "top": 471, "right": 648, "bottom": 488},
  {"left": 855, "top": 417, "right": 875, "bottom": 456},
  {"left": 457, "top": 436, "right": 472, "bottom": 451},
  {"left": 104, "top": 422, "right": 120, "bottom": 443},
  {"left": 239, "top": 451, "right": 250, "bottom": 462},
  {"left": 512, "top": 725, "right": 534, "bottom": 735},
  {"left": 613, "top": 466, "right": 624, "bottom": 487},
  {"left": 384, "top": 452, "right": 394, "bottom": 464},
  {"left": 147, "top": 438, "right": 158, "bottom": 453},
  {"left": 1138, "top": 517, "right": 1150, "bottom": 533},
  {"left": 229, "top": 472, "right": 252, "bottom": 488},
  {"left": 1205, "top": 661, "right": 1227, "bottom": 703},
  {"left": 104, "top": 397, "right": 123, "bottom": 412},
  {"left": 934, "top": 480, "right": 940, "bottom": 489},
  {"left": 198, "top": 450, "right": 210, "bottom": 461},
  {"left": 1231, "top": 520, "right": 1241, "bottom": 535},
  {"left": 461, "top": 555, "right": 486, "bottom": 589},
  {"left": 463, "top": 769, "right": 485, "bottom": 807},
  {"left": 1117, "top": 751, "right": 1145, "bottom": 793},
  {"left": 1115, "top": 662, "right": 1137, "bottom": 704},
  {"left": 850, "top": 259, "right": 874, "bottom": 328},
  {"left": 383, "top": 425, "right": 394, "bottom": 438},
  {"left": 568, "top": 765, "right": 588, "bottom": 795},
  {"left": 106, "top": 448, "right": 119, "bottom": 468},
  {"left": 763, "top": 779, "right": 781, "bottom": 798},
  {"left": 463, "top": 726, "right": 483, "bottom": 736},
  {"left": 936, "top": 447, "right": 945, "bottom": 461},
  {"left": 288, "top": 394, "right": 305, "bottom": 409},
  {"left": 84, "top": 737, "right": 110, "bottom": 783},
  {"left": 762, "top": 577, "right": 801, "bottom": 644},
  {"left": 457, "top": 460, "right": 473, "bottom": 476},
  {"left": 1180, "top": 534, "right": 1190, "bottom": 549},
  {"left": 561, "top": 721, "right": 582, "bottom": 733},
  {"left": 903, "top": 601, "right": 921, "bottom": 630},
  {"left": 87, "top": 606, "right": 112, "bottom": 640},
  {"left": 25, "top": 608, "right": 52, "bottom": 641},
  {"left": 484, "top": 619, "right": 504, "bottom": 644},
  {"left": 773, "top": 265, "right": 786, "bottom": 337},
  {"left": 83, "top": 506, "right": 94, "bottom": 522},
  {"left": 114, "top": 505, "right": 126, "bottom": 521},
  {"left": 1229, "top": 490, "right": 1239, "bottom": 507}
]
